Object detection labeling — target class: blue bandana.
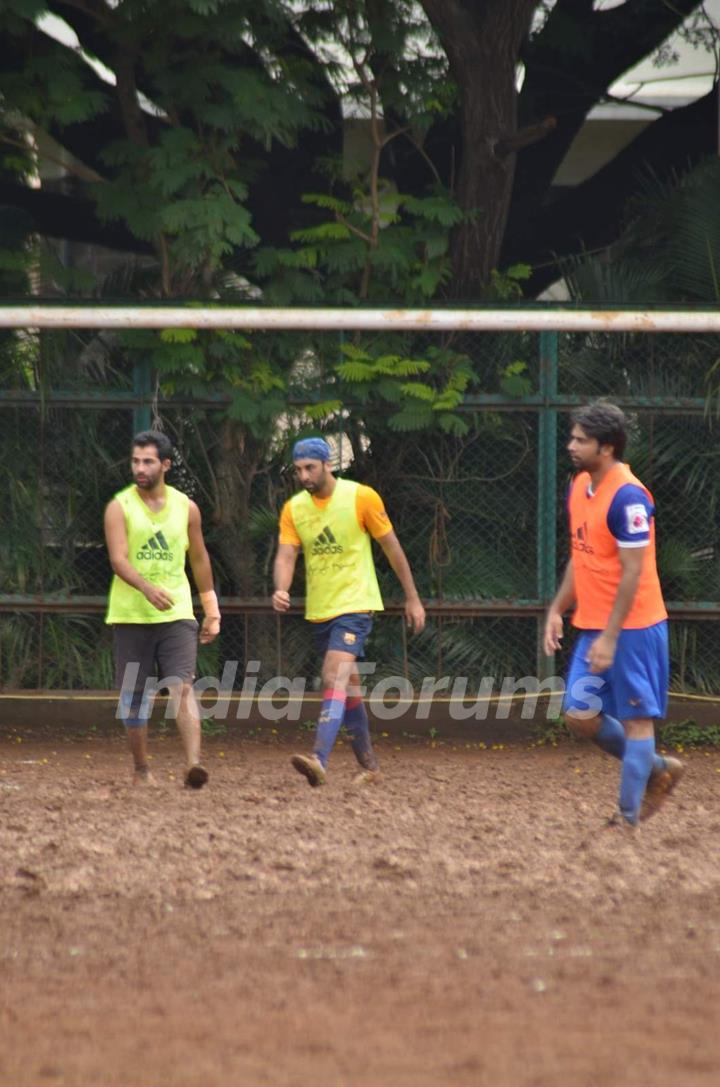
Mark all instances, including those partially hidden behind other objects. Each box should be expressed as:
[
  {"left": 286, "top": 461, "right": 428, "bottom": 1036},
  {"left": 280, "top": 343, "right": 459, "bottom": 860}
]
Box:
[{"left": 292, "top": 438, "right": 330, "bottom": 462}]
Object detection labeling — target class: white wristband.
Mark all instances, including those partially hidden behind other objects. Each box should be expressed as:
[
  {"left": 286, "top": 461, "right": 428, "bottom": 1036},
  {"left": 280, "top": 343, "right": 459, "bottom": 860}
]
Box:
[{"left": 200, "top": 590, "right": 220, "bottom": 619}]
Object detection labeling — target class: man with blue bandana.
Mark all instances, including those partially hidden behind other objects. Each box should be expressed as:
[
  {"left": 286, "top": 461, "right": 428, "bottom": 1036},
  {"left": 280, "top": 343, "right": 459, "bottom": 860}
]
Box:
[{"left": 273, "top": 437, "right": 426, "bottom": 787}]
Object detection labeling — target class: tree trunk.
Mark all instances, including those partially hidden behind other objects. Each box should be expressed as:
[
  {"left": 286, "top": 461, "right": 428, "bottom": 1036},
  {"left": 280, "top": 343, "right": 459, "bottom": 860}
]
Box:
[
  {"left": 212, "top": 418, "right": 263, "bottom": 596},
  {"left": 421, "top": 0, "right": 538, "bottom": 298}
]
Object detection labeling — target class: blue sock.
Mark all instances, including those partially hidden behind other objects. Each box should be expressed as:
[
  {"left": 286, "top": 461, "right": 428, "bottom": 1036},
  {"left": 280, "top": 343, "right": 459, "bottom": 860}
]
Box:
[
  {"left": 619, "top": 737, "right": 656, "bottom": 824},
  {"left": 594, "top": 713, "right": 665, "bottom": 774},
  {"left": 593, "top": 713, "right": 626, "bottom": 759},
  {"left": 313, "top": 688, "right": 347, "bottom": 768},
  {"left": 344, "top": 697, "right": 378, "bottom": 770}
]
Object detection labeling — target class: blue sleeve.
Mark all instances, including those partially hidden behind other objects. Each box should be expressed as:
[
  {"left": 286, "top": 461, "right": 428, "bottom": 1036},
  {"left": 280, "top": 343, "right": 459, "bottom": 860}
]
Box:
[{"left": 607, "top": 483, "right": 654, "bottom": 545}]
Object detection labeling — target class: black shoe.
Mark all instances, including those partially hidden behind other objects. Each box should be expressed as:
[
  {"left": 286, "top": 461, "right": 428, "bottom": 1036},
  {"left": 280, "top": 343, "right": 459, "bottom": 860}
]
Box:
[{"left": 184, "top": 765, "right": 209, "bottom": 789}]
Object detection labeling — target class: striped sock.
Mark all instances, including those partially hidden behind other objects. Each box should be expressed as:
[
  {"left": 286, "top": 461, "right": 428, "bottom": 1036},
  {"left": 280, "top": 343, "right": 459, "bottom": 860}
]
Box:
[
  {"left": 344, "top": 697, "right": 378, "bottom": 770},
  {"left": 313, "top": 688, "right": 347, "bottom": 768}
]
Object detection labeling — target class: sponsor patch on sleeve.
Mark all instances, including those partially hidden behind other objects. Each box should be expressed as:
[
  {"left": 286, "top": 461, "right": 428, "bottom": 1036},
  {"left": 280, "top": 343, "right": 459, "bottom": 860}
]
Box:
[{"left": 625, "top": 503, "right": 649, "bottom": 535}]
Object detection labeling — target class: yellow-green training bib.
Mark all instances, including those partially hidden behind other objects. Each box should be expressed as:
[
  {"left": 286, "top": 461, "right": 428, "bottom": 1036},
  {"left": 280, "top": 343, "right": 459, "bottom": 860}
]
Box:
[
  {"left": 105, "top": 484, "right": 194, "bottom": 624},
  {"left": 290, "top": 478, "right": 383, "bottom": 621}
]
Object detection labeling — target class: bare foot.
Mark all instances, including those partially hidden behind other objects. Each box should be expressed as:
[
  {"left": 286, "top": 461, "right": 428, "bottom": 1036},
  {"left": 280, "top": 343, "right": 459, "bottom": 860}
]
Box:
[{"left": 132, "top": 766, "right": 157, "bottom": 787}]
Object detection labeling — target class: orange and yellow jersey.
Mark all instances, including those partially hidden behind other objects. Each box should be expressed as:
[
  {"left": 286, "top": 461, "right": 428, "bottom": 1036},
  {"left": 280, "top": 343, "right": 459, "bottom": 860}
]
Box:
[
  {"left": 279, "top": 480, "right": 392, "bottom": 621},
  {"left": 279, "top": 483, "right": 393, "bottom": 547},
  {"left": 568, "top": 461, "right": 667, "bottom": 630}
]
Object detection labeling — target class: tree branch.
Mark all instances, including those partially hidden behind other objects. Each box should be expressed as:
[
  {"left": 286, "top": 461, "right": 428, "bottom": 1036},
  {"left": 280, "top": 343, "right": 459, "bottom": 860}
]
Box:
[
  {"left": 0, "top": 136, "right": 103, "bottom": 183},
  {"left": 49, "top": 0, "right": 112, "bottom": 23},
  {"left": 504, "top": 85, "right": 718, "bottom": 295},
  {"left": 494, "top": 116, "right": 556, "bottom": 159},
  {"left": 517, "top": 0, "right": 705, "bottom": 202},
  {"left": 0, "top": 181, "right": 151, "bottom": 254}
]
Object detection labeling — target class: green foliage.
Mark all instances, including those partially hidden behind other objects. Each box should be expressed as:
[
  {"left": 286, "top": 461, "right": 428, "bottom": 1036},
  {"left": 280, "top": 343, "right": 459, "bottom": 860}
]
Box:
[
  {"left": 0, "top": 614, "right": 113, "bottom": 688},
  {"left": 369, "top": 615, "right": 538, "bottom": 687},
  {"left": 670, "top": 621, "right": 720, "bottom": 696},
  {"left": 297, "top": 0, "right": 454, "bottom": 133},
  {"left": 248, "top": 506, "right": 282, "bottom": 541},
  {"left": 499, "top": 360, "right": 532, "bottom": 397},
  {"left": 2, "top": 1, "right": 332, "bottom": 294},
  {"left": 118, "top": 327, "right": 294, "bottom": 437},
  {"left": 252, "top": 131, "right": 477, "bottom": 436},
  {"left": 0, "top": 228, "right": 96, "bottom": 296},
  {"left": 487, "top": 264, "right": 532, "bottom": 302},
  {"left": 336, "top": 344, "right": 431, "bottom": 382},
  {"left": 305, "top": 399, "right": 343, "bottom": 421},
  {"left": 2, "top": 0, "right": 507, "bottom": 455},
  {"left": 658, "top": 719, "right": 720, "bottom": 749},
  {"left": 333, "top": 341, "right": 475, "bottom": 436},
  {"left": 1, "top": 53, "right": 109, "bottom": 129},
  {"left": 274, "top": 183, "right": 461, "bottom": 307},
  {"left": 531, "top": 717, "right": 572, "bottom": 746},
  {"left": 200, "top": 717, "right": 228, "bottom": 737},
  {"left": 95, "top": 130, "right": 259, "bottom": 273},
  {"left": 656, "top": 536, "right": 710, "bottom": 601},
  {"left": 563, "top": 159, "right": 720, "bottom": 306},
  {"left": 0, "top": 117, "right": 34, "bottom": 301},
  {"left": 160, "top": 328, "right": 200, "bottom": 345}
]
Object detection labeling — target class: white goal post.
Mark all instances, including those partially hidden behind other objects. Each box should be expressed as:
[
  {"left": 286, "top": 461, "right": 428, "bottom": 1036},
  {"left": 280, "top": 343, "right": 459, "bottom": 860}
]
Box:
[{"left": 0, "top": 305, "right": 720, "bottom": 333}]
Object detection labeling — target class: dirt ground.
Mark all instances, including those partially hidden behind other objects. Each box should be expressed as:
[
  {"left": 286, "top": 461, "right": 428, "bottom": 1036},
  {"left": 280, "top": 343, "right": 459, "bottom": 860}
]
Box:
[{"left": 1, "top": 722, "right": 719, "bottom": 1087}]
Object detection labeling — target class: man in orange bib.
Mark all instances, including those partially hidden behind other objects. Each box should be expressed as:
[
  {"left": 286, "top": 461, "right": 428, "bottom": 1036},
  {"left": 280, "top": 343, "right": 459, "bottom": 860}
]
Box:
[
  {"left": 544, "top": 402, "right": 683, "bottom": 827},
  {"left": 272, "top": 437, "right": 425, "bottom": 787}
]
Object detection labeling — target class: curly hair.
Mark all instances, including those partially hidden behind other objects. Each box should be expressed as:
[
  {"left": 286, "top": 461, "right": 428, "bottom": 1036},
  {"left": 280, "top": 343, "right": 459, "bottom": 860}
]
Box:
[{"left": 570, "top": 401, "right": 627, "bottom": 460}]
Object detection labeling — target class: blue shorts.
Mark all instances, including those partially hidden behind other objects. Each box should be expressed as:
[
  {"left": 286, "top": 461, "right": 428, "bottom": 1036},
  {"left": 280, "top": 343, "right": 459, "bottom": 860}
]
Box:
[
  {"left": 564, "top": 620, "right": 669, "bottom": 721},
  {"left": 311, "top": 613, "right": 373, "bottom": 659}
]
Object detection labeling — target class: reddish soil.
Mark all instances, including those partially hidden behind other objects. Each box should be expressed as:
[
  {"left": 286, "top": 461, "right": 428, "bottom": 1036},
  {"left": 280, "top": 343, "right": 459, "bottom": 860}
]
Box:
[{"left": 1, "top": 724, "right": 719, "bottom": 1087}]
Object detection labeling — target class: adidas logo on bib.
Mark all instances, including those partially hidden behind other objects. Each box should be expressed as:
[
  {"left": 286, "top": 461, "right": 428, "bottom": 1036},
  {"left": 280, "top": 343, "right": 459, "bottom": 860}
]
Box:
[
  {"left": 136, "top": 530, "right": 174, "bottom": 561},
  {"left": 312, "top": 526, "right": 343, "bottom": 555}
]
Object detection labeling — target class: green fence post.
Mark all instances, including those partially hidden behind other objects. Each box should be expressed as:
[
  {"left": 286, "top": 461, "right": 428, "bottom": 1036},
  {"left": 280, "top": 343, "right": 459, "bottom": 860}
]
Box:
[
  {"left": 132, "top": 359, "right": 152, "bottom": 433},
  {"left": 537, "top": 330, "right": 558, "bottom": 679}
]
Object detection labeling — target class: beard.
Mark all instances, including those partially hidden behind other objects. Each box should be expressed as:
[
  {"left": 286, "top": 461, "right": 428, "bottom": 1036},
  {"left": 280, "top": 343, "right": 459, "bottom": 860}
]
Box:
[{"left": 134, "top": 473, "right": 159, "bottom": 490}]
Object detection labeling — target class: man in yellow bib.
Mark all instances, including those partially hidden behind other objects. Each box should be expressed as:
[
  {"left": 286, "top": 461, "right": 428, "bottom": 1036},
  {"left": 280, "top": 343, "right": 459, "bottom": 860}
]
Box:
[
  {"left": 273, "top": 437, "right": 425, "bottom": 787},
  {"left": 104, "top": 430, "right": 221, "bottom": 787}
]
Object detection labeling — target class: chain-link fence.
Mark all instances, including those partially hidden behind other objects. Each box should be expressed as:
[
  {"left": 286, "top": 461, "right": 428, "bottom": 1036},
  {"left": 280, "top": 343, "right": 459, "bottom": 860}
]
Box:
[{"left": 1, "top": 322, "right": 718, "bottom": 695}]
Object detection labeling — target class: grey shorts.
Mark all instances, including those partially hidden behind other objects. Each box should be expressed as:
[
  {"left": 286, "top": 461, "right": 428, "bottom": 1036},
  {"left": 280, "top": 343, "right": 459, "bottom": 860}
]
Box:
[{"left": 113, "top": 619, "right": 199, "bottom": 723}]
